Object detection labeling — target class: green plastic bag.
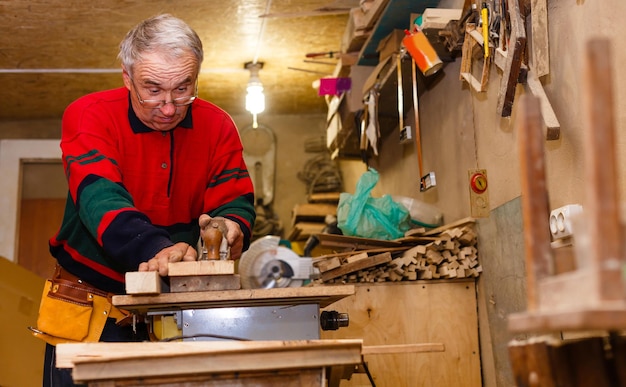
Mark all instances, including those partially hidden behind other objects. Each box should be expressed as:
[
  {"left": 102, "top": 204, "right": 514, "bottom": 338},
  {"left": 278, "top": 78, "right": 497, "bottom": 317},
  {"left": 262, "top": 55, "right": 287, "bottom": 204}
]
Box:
[{"left": 337, "top": 168, "right": 411, "bottom": 240}]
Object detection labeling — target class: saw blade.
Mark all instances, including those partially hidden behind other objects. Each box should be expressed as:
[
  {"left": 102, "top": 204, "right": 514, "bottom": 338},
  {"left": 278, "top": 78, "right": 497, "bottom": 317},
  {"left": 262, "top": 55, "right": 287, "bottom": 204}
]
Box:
[{"left": 239, "top": 236, "right": 304, "bottom": 289}]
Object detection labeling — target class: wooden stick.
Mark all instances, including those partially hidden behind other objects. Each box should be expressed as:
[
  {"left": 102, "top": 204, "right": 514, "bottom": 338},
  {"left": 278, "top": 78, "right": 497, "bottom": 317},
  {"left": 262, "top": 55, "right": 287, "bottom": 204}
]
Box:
[
  {"left": 313, "top": 246, "right": 410, "bottom": 262},
  {"left": 362, "top": 343, "right": 445, "bottom": 355}
]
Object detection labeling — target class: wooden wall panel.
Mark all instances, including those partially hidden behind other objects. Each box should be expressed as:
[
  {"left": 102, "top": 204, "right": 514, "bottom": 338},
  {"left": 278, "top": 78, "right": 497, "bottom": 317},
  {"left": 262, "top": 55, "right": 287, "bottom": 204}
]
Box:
[
  {"left": 18, "top": 198, "right": 65, "bottom": 279},
  {"left": 322, "top": 280, "right": 481, "bottom": 387}
]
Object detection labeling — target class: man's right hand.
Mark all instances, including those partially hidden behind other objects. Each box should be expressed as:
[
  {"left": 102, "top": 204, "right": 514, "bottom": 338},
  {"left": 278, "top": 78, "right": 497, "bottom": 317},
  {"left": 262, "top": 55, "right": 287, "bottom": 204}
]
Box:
[{"left": 138, "top": 242, "right": 197, "bottom": 276}]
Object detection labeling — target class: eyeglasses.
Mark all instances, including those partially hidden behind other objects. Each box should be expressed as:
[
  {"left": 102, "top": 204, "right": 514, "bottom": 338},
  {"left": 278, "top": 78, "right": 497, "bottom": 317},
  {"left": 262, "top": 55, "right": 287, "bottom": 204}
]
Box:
[{"left": 131, "top": 78, "right": 197, "bottom": 109}]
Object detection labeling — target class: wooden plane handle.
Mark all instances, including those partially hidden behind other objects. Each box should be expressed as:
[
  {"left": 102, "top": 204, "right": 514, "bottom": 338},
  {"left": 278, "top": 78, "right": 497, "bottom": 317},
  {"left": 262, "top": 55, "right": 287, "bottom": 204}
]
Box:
[{"left": 203, "top": 222, "right": 223, "bottom": 260}]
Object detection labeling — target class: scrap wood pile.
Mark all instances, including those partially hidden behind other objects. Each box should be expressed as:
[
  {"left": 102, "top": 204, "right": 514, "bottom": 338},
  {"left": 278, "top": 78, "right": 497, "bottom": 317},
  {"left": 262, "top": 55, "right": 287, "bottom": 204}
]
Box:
[{"left": 311, "top": 218, "right": 482, "bottom": 284}]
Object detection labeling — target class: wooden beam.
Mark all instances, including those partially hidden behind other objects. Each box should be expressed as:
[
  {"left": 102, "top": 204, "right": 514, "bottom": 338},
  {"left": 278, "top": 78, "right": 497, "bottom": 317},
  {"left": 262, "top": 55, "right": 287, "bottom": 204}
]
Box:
[
  {"left": 497, "top": 0, "right": 526, "bottom": 117},
  {"left": 530, "top": 0, "right": 550, "bottom": 77},
  {"left": 517, "top": 95, "right": 554, "bottom": 311},
  {"left": 321, "top": 252, "right": 392, "bottom": 282},
  {"left": 582, "top": 38, "right": 624, "bottom": 301},
  {"left": 525, "top": 69, "right": 560, "bottom": 140}
]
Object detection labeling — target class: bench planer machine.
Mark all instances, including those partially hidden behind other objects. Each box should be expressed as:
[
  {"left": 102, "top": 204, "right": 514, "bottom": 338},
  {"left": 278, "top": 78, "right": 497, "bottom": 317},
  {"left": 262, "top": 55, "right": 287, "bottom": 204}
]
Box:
[{"left": 114, "top": 220, "right": 351, "bottom": 342}]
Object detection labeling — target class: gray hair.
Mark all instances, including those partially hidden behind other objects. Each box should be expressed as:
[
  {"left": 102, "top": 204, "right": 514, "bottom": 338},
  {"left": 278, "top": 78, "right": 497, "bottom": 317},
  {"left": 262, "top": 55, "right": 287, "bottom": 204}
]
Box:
[{"left": 118, "top": 14, "right": 203, "bottom": 76}]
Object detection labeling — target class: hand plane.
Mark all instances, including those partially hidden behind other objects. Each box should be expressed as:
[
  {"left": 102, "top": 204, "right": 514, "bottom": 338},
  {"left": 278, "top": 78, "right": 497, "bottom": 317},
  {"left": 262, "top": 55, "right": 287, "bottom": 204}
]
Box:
[{"left": 200, "top": 217, "right": 230, "bottom": 260}]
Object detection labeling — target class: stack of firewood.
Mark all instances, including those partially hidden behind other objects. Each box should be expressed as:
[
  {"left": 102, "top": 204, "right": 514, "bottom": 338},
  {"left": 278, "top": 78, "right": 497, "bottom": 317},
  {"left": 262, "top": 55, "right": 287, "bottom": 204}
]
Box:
[{"left": 311, "top": 222, "right": 481, "bottom": 284}]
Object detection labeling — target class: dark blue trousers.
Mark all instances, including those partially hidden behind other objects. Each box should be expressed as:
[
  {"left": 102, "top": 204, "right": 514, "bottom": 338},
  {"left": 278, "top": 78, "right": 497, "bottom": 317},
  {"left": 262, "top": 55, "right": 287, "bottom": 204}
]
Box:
[{"left": 43, "top": 318, "right": 149, "bottom": 387}]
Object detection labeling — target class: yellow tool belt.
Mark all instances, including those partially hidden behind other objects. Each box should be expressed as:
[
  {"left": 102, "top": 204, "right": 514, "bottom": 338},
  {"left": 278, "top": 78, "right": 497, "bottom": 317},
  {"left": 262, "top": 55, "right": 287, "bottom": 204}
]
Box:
[{"left": 31, "top": 265, "right": 132, "bottom": 346}]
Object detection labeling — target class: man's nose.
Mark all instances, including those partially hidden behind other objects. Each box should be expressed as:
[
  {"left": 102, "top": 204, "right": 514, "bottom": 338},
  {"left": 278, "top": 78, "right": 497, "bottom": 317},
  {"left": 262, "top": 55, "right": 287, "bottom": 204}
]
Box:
[{"left": 159, "top": 100, "right": 177, "bottom": 115}]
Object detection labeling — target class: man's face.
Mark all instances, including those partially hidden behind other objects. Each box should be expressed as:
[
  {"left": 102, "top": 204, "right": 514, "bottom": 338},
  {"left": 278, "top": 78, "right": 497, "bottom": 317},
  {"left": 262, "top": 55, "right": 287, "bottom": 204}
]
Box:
[{"left": 123, "top": 51, "right": 198, "bottom": 132}]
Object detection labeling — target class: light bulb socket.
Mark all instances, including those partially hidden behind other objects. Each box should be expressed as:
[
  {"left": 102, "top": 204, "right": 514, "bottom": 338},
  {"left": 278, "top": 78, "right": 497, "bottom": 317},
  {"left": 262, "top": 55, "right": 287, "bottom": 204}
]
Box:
[{"left": 244, "top": 61, "right": 265, "bottom": 114}]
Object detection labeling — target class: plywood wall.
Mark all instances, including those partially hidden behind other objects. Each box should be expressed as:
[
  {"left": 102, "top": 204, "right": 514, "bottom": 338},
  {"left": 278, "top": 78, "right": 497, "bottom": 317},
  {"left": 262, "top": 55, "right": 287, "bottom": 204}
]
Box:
[{"left": 322, "top": 281, "right": 481, "bottom": 387}]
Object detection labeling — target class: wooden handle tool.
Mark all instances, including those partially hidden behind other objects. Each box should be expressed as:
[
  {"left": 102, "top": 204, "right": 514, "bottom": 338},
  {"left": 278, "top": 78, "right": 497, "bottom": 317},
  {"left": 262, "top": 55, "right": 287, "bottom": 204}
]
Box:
[{"left": 202, "top": 221, "right": 225, "bottom": 260}]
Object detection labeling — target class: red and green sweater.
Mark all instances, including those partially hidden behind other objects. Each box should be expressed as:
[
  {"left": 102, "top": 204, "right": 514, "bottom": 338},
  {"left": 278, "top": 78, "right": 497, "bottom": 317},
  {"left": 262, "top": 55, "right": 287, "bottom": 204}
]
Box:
[{"left": 50, "top": 87, "right": 255, "bottom": 294}]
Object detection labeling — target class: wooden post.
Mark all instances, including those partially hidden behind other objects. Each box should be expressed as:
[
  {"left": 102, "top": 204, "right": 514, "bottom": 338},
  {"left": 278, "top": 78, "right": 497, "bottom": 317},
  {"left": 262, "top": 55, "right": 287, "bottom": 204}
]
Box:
[
  {"left": 582, "top": 38, "right": 625, "bottom": 302},
  {"left": 517, "top": 95, "right": 554, "bottom": 311}
]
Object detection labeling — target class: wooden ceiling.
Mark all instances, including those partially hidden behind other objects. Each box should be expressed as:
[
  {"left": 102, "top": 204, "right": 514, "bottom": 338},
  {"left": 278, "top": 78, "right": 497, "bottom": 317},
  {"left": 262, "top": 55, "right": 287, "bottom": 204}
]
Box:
[{"left": 1, "top": 1, "right": 357, "bottom": 121}]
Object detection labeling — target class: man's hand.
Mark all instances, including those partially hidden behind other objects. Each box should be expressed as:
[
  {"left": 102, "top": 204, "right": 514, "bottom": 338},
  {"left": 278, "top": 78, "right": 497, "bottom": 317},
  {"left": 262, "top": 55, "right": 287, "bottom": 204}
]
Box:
[
  {"left": 199, "top": 215, "right": 244, "bottom": 260},
  {"left": 138, "top": 242, "right": 197, "bottom": 276}
]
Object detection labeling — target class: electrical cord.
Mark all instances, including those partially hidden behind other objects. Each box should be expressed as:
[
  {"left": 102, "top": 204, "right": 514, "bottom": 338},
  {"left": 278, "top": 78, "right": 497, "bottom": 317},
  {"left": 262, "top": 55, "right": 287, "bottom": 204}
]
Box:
[
  {"left": 160, "top": 333, "right": 251, "bottom": 342},
  {"left": 297, "top": 153, "right": 343, "bottom": 195},
  {"left": 253, "top": 204, "right": 283, "bottom": 239}
]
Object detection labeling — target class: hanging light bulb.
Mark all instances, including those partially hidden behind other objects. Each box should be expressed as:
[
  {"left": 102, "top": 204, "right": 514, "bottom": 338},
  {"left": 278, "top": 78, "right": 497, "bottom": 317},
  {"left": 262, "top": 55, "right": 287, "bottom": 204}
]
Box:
[{"left": 245, "top": 62, "right": 265, "bottom": 128}]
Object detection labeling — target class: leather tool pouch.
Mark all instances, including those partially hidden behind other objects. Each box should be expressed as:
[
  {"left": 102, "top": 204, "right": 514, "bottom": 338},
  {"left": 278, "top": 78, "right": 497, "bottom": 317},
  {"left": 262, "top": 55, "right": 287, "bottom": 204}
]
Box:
[
  {"left": 34, "top": 278, "right": 117, "bottom": 346},
  {"left": 36, "top": 279, "right": 94, "bottom": 342}
]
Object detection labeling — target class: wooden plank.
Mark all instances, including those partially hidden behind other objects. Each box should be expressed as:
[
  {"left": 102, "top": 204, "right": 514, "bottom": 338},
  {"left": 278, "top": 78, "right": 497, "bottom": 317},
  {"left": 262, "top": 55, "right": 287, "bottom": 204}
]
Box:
[
  {"left": 362, "top": 343, "right": 445, "bottom": 355},
  {"left": 125, "top": 271, "right": 162, "bottom": 295},
  {"left": 169, "top": 274, "right": 241, "bottom": 293},
  {"left": 530, "top": 0, "right": 549, "bottom": 77},
  {"left": 292, "top": 203, "right": 337, "bottom": 225},
  {"left": 582, "top": 38, "right": 624, "bottom": 302},
  {"left": 345, "top": 252, "right": 369, "bottom": 264},
  {"left": 525, "top": 69, "right": 560, "bottom": 140},
  {"left": 321, "top": 252, "right": 392, "bottom": 282},
  {"left": 496, "top": 0, "right": 526, "bottom": 117},
  {"left": 517, "top": 94, "right": 553, "bottom": 311},
  {"left": 315, "top": 256, "right": 342, "bottom": 273},
  {"left": 422, "top": 217, "right": 475, "bottom": 236},
  {"left": 79, "top": 368, "right": 322, "bottom": 387},
  {"left": 322, "top": 281, "right": 481, "bottom": 387},
  {"left": 168, "top": 260, "right": 235, "bottom": 277},
  {"left": 318, "top": 233, "right": 402, "bottom": 249},
  {"left": 113, "top": 284, "right": 355, "bottom": 312},
  {"left": 307, "top": 192, "right": 341, "bottom": 203},
  {"left": 314, "top": 246, "right": 409, "bottom": 262},
  {"left": 56, "top": 340, "right": 362, "bottom": 382},
  {"left": 508, "top": 306, "right": 626, "bottom": 332}
]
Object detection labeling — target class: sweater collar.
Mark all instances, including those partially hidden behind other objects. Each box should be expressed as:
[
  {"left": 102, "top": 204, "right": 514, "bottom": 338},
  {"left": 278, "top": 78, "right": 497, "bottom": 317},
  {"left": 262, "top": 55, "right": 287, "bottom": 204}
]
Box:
[{"left": 128, "top": 94, "right": 194, "bottom": 133}]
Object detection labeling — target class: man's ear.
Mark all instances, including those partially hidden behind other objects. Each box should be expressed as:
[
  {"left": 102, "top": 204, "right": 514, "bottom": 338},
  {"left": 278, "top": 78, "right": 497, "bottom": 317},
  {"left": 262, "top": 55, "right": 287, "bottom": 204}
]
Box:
[{"left": 121, "top": 67, "right": 132, "bottom": 90}]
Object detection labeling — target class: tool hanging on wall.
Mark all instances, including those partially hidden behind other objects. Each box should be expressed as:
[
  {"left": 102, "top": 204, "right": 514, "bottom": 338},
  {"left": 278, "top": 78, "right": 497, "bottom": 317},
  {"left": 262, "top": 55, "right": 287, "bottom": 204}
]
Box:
[
  {"left": 396, "top": 51, "right": 412, "bottom": 145},
  {"left": 360, "top": 89, "right": 379, "bottom": 162},
  {"left": 410, "top": 59, "right": 436, "bottom": 192},
  {"left": 396, "top": 48, "right": 437, "bottom": 192}
]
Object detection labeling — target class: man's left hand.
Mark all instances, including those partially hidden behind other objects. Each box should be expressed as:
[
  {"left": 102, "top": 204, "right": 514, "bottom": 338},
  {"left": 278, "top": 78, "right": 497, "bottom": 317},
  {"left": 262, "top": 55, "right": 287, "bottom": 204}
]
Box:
[
  {"left": 199, "top": 215, "right": 244, "bottom": 260},
  {"left": 138, "top": 242, "right": 197, "bottom": 276}
]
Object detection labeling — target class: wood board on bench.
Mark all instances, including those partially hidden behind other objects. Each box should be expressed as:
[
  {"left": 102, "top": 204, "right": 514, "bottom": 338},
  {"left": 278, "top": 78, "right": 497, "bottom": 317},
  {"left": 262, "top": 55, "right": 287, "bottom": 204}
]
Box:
[
  {"left": 113, "top": 284, "right": 356, "bottom": 313},
  {"left": 56, "top": 340, "right": 363, "bottom": 384}
]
